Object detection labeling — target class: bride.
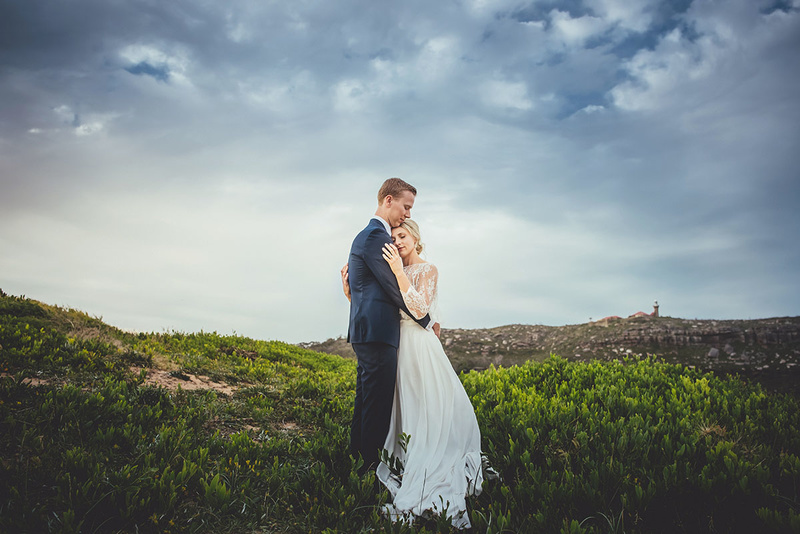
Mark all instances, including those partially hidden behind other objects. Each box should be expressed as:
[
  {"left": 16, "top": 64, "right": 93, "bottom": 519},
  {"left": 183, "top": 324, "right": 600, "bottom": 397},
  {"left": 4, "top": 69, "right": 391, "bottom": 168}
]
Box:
[{"left": 342, "top": 219, "right": 484, "bottom": 529}]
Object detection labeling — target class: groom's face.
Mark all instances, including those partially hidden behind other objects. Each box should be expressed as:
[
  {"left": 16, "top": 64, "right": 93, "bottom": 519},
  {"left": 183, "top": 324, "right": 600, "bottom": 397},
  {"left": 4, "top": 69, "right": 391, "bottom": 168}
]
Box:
[{"left": 387, "top": 190, "right": 416, "bottom": 228}]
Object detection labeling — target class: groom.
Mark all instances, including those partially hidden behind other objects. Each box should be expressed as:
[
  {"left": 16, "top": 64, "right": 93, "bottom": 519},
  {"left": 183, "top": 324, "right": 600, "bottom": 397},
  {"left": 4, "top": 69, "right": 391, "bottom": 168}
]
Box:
[{"left": 347, "top": 178, "right": 431, "bottom": 473}]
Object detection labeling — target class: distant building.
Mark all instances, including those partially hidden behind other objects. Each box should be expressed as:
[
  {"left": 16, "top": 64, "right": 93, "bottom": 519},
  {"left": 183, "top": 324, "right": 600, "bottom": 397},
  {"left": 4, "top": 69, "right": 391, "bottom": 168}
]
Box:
[
  {"left": 627, "top": 301, "right": 660, "bottom": 319},
  {"left": 593, "top": 301, "right": 661, "bottom": 325}
]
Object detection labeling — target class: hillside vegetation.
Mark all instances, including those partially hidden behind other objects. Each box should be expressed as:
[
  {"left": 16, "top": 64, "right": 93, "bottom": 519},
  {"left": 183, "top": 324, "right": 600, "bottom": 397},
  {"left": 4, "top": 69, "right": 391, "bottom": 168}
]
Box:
[
  {"left": 302, "top": 316, "right": 800, "bottom": 394},
  {"left": 1, "top": 290, "right": 799, "bottom": 533}
]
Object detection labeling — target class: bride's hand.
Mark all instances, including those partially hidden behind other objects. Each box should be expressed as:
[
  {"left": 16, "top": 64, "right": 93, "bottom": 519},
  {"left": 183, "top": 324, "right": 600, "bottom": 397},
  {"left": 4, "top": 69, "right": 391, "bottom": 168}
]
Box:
[
  {"left": 382, "top": 243, "right": 404, "bottom": 275},
  {"left": 340, "top": 263, "right": 351, "bottom": 301}
]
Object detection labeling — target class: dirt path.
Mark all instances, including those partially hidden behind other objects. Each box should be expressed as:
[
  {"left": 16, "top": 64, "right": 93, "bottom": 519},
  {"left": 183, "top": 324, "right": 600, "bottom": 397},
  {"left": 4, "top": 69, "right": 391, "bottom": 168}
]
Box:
[
  {"left": 1, "top": 369, "right": 239, "bottom": 397},
  {"left": 134, "top": 368, "right": 237, "bottom": 396}
]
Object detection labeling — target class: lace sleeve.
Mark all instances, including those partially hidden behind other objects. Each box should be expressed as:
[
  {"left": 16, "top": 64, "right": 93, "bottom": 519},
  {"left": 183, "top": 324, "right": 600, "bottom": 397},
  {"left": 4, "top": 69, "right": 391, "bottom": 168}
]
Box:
[
  {"left": 402, "top": 264, "right": 438, "bottom": 320},
  {"left": 429, "top": 288, "right": 441, "bottom": 324}
]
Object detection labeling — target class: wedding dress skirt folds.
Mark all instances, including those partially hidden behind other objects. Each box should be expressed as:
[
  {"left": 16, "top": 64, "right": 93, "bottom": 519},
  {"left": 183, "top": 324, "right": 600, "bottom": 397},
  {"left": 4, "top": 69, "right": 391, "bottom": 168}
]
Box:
[{"left": 376, "top": 264, "right": 483, "bottom": 528}]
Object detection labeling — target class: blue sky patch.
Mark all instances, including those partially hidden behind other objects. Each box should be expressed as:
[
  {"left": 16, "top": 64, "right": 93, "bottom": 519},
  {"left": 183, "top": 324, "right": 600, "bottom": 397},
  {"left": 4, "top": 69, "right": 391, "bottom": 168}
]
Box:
[{"left": 124, "top": 62, "right": 170, "bottom": 82}]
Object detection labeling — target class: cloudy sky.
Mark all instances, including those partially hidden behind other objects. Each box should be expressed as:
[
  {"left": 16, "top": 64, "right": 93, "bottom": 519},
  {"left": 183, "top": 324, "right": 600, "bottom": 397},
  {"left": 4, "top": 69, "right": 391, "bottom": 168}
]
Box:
[{"left": 1, "top": 0, "right": 798, "bottom": 343}]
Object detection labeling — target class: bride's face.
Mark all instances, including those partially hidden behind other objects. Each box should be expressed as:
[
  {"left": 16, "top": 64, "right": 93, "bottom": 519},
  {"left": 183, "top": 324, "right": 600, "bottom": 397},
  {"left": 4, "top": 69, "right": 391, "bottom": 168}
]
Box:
[{"left": 392, "top": 227, "right": 416, "bottom": 259}]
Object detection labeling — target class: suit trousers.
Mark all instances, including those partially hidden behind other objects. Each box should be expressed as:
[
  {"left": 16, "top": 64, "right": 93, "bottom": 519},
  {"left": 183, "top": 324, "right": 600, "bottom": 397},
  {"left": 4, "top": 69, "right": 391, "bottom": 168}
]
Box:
[{"left": 350, "top": 342, "right": 398, "bottom": 472}]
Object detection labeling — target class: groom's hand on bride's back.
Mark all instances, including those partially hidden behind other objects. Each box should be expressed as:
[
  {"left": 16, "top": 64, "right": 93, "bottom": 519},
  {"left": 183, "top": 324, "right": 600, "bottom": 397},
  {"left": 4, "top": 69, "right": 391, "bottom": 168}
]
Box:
[{"left": 433, "top": 323, "right": 440, "bottom": 338}]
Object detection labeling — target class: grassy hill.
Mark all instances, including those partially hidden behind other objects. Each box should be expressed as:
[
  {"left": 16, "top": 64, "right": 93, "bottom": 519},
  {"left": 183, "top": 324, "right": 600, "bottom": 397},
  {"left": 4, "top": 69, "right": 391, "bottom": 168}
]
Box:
[{"left": 1, "top": 290, "right": 799, "bottom": 533}]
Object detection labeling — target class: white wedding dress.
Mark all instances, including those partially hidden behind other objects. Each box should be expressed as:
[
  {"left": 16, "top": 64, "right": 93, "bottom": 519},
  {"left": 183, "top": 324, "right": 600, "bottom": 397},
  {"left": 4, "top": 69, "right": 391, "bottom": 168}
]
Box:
[{"left": 377, "top": 263, "right": 484, "bottom": 529}]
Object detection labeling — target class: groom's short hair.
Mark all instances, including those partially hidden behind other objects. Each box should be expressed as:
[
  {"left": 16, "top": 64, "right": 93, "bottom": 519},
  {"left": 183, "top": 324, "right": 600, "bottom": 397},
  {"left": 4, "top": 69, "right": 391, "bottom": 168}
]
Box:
[{"left": 378, "top": 178, "right": 417, "bottom": 204}]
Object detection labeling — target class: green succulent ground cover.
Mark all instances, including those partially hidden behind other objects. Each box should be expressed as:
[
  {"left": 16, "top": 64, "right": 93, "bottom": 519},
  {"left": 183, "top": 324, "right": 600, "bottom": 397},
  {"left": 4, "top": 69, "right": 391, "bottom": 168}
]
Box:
[{"left": 1, "top": 291, "right": 799, "bottom": 533}]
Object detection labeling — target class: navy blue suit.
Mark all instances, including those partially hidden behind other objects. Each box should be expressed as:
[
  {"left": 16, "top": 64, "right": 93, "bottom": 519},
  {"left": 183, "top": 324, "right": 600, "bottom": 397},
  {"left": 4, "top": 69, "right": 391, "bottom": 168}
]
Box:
[{"left": 347, "top": 218, "right": 430, "bottom": 470}]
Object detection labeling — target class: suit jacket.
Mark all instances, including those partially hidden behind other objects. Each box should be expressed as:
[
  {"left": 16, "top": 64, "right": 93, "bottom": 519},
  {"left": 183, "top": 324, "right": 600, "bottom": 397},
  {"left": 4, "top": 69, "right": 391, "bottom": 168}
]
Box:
[{"left": 347, "top": 218, "right": 431, "bottom": 348}]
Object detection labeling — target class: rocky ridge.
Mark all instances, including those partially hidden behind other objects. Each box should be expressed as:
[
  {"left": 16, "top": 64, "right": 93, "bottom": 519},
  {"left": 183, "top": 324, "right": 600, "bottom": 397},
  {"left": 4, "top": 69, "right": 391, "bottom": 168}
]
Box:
[{"left": 300, "top": 316, "right": 800, "bottom": 393}]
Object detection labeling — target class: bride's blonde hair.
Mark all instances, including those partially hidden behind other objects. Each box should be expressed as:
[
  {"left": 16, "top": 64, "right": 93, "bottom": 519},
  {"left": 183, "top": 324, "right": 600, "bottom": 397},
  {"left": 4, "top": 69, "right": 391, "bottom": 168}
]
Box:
[{"left": 400, "top": 219, "right": 424, "bottom": 255}]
